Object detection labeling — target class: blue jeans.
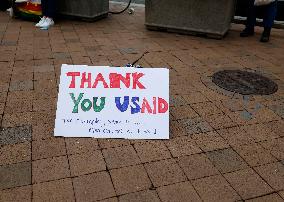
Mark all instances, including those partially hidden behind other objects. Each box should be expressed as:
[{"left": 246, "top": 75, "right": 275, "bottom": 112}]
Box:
[
  {"left": 41, "top": 0, "right": 56, "bottom": 18},
  {"left": 246, "top": 0, "right": 278, "bottom": 30}
]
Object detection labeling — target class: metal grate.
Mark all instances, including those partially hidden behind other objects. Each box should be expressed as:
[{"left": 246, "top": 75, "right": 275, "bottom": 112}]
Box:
[{"left": 212, "top": 70, "right": 278, "bottom": 95}]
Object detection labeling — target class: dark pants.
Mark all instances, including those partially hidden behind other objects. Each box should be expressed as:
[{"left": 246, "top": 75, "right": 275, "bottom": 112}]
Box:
[
  {"left": 41, "top": 0, "right": 56, "bottom": 18},
  {"left": 0, "top": 0, "right": 10, "bottom": 11},
  {"left": 246, "top": 0, "right": 278, "bottom": 30}
]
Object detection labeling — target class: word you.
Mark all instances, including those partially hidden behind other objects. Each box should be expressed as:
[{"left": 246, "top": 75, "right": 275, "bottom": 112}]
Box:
[{"left": 70, "top": 93, "right": 169, "bottom": 114}]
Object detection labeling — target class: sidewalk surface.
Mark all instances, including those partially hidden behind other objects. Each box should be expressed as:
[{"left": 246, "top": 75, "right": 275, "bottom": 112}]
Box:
[{"left": 0, "top": 4, "right": 284, "bottom": 202}]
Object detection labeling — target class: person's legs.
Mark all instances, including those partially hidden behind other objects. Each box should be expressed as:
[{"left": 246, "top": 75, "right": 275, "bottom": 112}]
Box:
[
  {"left": 41, "top": 0, "right": 47, "bottom": 17},
  {"left": 260, "top": 0, "right": 277, "bottom": 42},
  {"left": 45, "top": 0, "right": 56, "bottom": 19},
  {"left": 263, "top": 1, "right": 277, "bottom": 28},
  {"left": 35, "top": 0, "right": 47, "bottom": 27},
  {"left": 36, "top": 0, "right": 55, "bottom": 28},
  {"left": 240, "top": 0, "right": 256, "bottom": 37}
]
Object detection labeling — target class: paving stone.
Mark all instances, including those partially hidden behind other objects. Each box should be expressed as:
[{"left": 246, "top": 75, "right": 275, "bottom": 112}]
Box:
[
  {"left": 263, "top": 120, "right": 284, "bottom": 138},
  {"left": 102, "top": 145, "right": 140, "bottom": 169},
  {"left": 224, "top": 168, "right": 273, "bottom": 200},
  {"left": 254, "top": 162, "right": 284, "bottom": 191},
  {"left": 5, "top": 99, "right": 33, "bottom": 113},
  {"left": 33, "top": 178, "right": 75, "bottom": 202},
  {"left": 0, "top": 185, "right": 31, "bottom": 202},
  {"left": 73, "top": 171, "right": 116, "bottom": 201},
  {"left": 169, "top": 120, "right": 188, "bottom": 138},
  {"left": 32, "top": 123, "right": 54, "bottom": 140},
  {"left": 0, "top": 102, "right": 4, "bottom": 114},
  {"left": 98, "top": 139, "right": 130, "bottom": 149},
  {"left": 191, "top": 101, "right": 223, "bottom": 117},
  {"left": 0, "top": 82, "right": 9, "bottom": 92},
  {"left": 191, "top": 131, "right": 229, "bottom": 152},
  {"left": 0, "top": 92, "right": 7, "bottom": 103},
  {"left": 0, "top": 161, "right": 31, "bottom": 190},
  {"left": 218, "top": 99, "right": 245, "bottom": 113},
  {"left": 33, "top": 88, "right": 58, "bottom": 100},
  {"left": 110, "top": 165, "right": 152, "bottom": 195},
  {"left": 0, "top": 125, "right": 32, "bottom": 146},
  {"left": 260, "top": 138, "right": 284, "bottom": 160},
  {"left": 233, "top": 143, "right": 278, "bottom": 167},
  {"left": 205, "top": 114, "right": 238, "bottom": 130},
  {"left": 7, "top": 90, "right": 34, "bottom": 102},
  {"left": 33, "top": 98, "right": 57, "bottom": 112},
  {"left": 254, "top": 107, "right": 281, "bottom": 123},
  {"left": 227, "top": 110, "right": 258, "bottom": 126},
  {"left": 134, "top": 141, "right": 171, "bottom": 163},
  {"left": 182, "top": 92, "right": 209, "bottom": 104},
  {"left": 145, "top": 158, "right": 187, "bottom": 187},
  {"left": 206, "top": 148, "right": 249, "bottom": 173},
  {"left": 279, "top": 191, "right": 284, "bottom": 199},
  {"left": 33, "top": 65, "right": 55, "bottom": 73},
  {"left": 65, "top": 138, "right": 99, "bottom": 154},
  {"left": 157, "top": 181, "right": 201, "bottom": 202},
  {"left": 99, "top": 197, "right": 119, "bottom": 202},
  {"left": 2, "top": 112, "right": 33, "bottom": 127},
  {"left": 34, "top": 79, "right": 57, "bottom": 91},
  {"left": 165, "top": 136, "right": 202, "bottom": 157},
  {"left": 192, "top": 175, "right": 241, "bottom": 202},
  {"left": 31, "top": 111, "right": 56, "bottom": 126},
  {"left": 119, "top": 190, "right": 160, "bottom": 202},
  {"left": 52, "top": 52, "right": 71, "bottom": 59},
  {"left": 179, "top": 117, "right": 214, "bottom": 135},
  {"left": 169, "top": 95, "right": 187, "bottom": 107},
  {"left": 69, "top": 150, "right": 106, "bottom": 176},
  {"left": 1, "top": 41, "right": 17, "bottom": 46},
  {"left": 32, "top": 156, "right": 70, "bottom": 183},
  {"left": 9, "top": 80, "right": 33, "bottom": 91},
  {"left": 242, "top": 123, "right": 279, "bottom": 142},
  {"left": 66, "top": 38, "right": 80, "bottom": 43},
  {"left": 11, "top": 72, "right": 33, "bottom": 82},
  {"left": 178, "top": 153, "right": 219, "bottom": 180},
  {"left": 34, "top": 72, "right": 55, "bottom": 81},
  {"left": 32, "top": 138, "right": 66, "bottom": 160},
  {"left": 171, "top": 105, "right": 199, "bottom": 120},
  {"left": 0, "top": 142, "right": 31, "bottom": 166},
  {"left": 217, "top": 126, "right": 255, "bottom": 146},
  {"left": 245, "top": 193, "right": 284, "bottom": 202}
]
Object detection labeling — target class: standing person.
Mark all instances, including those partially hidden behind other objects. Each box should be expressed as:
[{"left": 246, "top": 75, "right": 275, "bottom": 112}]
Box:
[
  {"left": 35, "top": 0, "right": 55, "bottom": 28},
  {"left": 240, "top": 0, "right": 278, "bottom": 42}
]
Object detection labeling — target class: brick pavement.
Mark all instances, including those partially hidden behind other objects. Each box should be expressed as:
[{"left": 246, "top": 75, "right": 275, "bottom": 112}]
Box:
[{"left": 1, "top": 4, "right": 284, "bottom": 202}]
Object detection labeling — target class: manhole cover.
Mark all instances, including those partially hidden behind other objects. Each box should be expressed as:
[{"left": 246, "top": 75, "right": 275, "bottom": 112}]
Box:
[{"left": 212, "top": 70, "right": 278, "bottom": 95}]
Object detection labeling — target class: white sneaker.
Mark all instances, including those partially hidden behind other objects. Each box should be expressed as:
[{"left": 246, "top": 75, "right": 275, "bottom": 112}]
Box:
[
  {"left": 35, "top": 17, "right": 46, "bottom": 27},
  {"left": 39, "top": 17, "right": 54, "bottom": 28}
]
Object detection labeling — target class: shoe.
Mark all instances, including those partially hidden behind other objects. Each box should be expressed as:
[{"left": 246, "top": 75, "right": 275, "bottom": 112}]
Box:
[
  {"left": 260, "top": 28, "right": 271, "bottom": 42},
  {"left": 39, "top": 17, "right": 54, "bottom": 28},
  {"left": 35, "top": 17, "right": 46, "bottom": 27},
  {"left": 240, "top": 28, "right": 254, "bottom": 37}
]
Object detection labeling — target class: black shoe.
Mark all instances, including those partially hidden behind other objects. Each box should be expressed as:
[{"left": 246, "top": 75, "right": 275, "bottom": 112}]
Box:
[
  {"left": 260, "top": 28, "right": 271, "bottom": 42},
  {"left": 240, "top": 28, "right": 254, "bottom": 37}
]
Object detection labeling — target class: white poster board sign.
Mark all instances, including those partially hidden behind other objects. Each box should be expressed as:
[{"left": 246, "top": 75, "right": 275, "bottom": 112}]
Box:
[{"left": 54, "top": 65, "right": 169, "bottom": 139}]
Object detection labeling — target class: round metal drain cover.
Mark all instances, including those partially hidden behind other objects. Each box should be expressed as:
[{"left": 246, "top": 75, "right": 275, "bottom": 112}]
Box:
[{"left": 212, "top": 70, "right": 278, "bottom": 95}]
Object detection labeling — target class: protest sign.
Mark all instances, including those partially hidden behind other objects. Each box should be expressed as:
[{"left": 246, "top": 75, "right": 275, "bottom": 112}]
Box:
[{"left": 54, "top": 65, "right": 169, "bottom": 139}]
